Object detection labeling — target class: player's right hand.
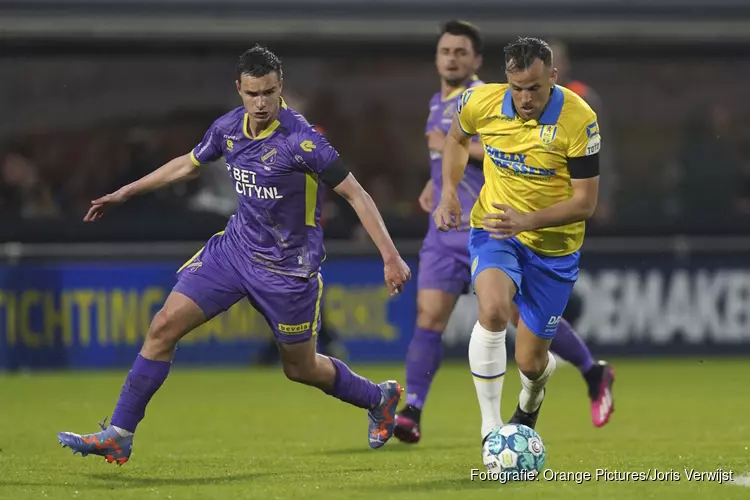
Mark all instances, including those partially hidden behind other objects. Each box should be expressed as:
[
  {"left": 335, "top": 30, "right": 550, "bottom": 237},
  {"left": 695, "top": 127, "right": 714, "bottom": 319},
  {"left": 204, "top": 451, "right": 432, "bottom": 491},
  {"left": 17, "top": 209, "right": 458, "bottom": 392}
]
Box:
[
  {"left": 433, "top": 192, "right": 461, "bottom": 231},
  {"left": 384, "top": 256, "right": 411, "bottom": 296},
  {"left": 83, "top": 189, "right": 129, "bottom": 222},
  {"left": 418, "top": 179, "right": 434, "bottom": 213}
]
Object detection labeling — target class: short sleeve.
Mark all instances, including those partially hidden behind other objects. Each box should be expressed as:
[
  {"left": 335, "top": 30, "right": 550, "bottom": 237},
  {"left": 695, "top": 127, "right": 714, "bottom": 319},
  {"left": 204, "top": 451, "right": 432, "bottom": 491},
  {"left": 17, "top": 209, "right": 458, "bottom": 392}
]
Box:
[
  {"left": 567, "top": 114, "right": 601, "bottom": 158},
  {"left": 293, "top": 126, "right": 340, "bottom": 174},
  {"left": 456, "top": 88, "right": 478, "bottom": 136},
  {"left": 190, "top": 122, "right": 223, "bottom": 166}
]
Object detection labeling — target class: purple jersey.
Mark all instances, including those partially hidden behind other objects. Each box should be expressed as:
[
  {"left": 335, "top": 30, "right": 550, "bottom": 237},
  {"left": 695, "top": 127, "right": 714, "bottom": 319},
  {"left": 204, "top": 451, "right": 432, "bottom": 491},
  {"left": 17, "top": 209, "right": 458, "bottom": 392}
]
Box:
[
  {"left": 425, "top": 78, "right": 485, "bottom": 226},
  {"left": 190, "top": 101, "right": 337, "bottom": 278},
  {"left": 417, "top": 79, "right": 486, "bottom": 295}
]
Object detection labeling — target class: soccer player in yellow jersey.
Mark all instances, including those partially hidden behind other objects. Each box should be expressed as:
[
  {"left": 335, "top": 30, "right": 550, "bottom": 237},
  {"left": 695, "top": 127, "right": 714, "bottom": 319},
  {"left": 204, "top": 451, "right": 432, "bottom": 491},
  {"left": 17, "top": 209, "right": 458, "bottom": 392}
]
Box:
[{"left": 434, "top": 37, "right": 601, "bottom": 449}]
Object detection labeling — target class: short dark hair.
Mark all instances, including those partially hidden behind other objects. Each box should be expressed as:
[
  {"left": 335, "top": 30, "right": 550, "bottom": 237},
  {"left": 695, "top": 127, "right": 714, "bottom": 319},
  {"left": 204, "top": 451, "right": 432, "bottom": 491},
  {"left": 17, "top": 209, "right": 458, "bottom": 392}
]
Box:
[
  {"left": 440, "top": 20, "right": 483, "bottom": 55},
  {"left": 236, "top": 44, "right": 283, "bottom": 81},
  {"left": 504, "top": 37, "right": 552, "bottom": 72}
]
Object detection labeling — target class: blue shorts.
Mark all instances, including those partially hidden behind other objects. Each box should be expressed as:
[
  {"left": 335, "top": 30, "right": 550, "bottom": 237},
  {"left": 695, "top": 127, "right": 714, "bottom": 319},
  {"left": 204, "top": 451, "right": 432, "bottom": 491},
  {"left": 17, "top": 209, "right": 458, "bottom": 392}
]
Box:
[{"left": 468, "top": 228, "right": 579, "bottom": 339}]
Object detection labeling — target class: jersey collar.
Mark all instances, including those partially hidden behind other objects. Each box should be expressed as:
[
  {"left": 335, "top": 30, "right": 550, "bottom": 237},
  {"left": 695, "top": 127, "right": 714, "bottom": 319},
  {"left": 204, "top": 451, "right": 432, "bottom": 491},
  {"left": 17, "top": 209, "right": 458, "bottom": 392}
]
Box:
[
  {"left": 501, "top": 85, "right": 564, "bottom": 125},
  {"left": 441, "top": 75, "right": 481, "bottom": 102},
  {"left": 242, "top": 98, "right": 288, "bottom": 140}
]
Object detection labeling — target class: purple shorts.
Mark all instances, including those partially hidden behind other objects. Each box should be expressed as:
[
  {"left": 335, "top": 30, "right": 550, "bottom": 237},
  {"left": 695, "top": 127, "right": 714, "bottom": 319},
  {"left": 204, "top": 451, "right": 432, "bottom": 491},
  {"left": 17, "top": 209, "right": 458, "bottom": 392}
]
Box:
[
  {"left": 417, "top": 225, "right": 472, "bottom": 296},
  {"left": 172, "top": 231, "right": 323, "bottom": 344}
]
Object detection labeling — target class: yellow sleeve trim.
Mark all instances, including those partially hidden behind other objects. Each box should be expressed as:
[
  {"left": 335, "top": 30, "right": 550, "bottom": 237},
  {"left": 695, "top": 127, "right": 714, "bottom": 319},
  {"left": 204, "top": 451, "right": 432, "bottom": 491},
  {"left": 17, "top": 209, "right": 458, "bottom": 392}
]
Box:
[{"left": 189, "top": 151, "right": 202, "bottom": 167}]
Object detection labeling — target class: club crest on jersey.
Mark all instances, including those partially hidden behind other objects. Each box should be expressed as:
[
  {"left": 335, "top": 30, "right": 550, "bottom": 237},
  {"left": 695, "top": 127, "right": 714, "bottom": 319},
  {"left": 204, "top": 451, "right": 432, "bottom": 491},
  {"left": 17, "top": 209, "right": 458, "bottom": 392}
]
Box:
[
  {"left": 226, "top": 139, "right": 234, "bottom": 151},
  {"left": 539, "top": 125, "right": 558, "bottom": 144},
  {"left": 261, "top": 146, "right": 277, "bottom": 168}
]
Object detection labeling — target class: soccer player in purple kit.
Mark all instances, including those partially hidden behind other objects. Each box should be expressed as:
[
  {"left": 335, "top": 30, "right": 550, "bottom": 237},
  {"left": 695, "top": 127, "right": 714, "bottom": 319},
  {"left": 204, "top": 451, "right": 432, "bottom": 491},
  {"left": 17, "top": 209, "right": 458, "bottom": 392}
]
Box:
[
  {"left": 57, "top": 45, "right": 411, "bottom": 465},
  {"left": 394, "top": 21, "right": 614, "bottom": 444}
]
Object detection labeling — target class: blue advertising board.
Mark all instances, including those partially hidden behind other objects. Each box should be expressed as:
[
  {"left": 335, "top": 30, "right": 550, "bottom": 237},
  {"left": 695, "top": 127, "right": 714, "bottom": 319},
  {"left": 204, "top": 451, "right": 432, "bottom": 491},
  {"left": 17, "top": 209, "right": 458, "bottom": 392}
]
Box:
[
  {"left": 0, "top": 258, "right": 419, "bottom": 370},
  {"left": 2, "top": 251, "right": 750, "bottom": 370}
]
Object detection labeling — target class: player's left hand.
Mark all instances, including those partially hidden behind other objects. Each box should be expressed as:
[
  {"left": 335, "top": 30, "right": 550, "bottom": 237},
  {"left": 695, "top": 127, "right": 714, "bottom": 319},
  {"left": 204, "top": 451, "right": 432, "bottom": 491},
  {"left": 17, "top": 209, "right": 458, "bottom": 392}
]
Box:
[
  {"left": 482, "top": 203, "right": 533, "bottom": 239},
  {"left": 426, "top": 129, "right": 446, "bottom": 153},
  {"left": 83, "top": 189, "right": 130, "bottom": 222},
  {"left": 384, "top": 256, "right": 411, "bottom": 296}
]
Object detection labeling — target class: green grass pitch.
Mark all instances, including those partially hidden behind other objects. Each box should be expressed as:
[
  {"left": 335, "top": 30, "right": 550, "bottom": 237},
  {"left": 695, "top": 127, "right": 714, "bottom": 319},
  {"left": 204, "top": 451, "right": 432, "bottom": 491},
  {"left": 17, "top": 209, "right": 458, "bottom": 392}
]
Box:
[{"left": 1, "top": 358, "right": 749, "bottom": 499}]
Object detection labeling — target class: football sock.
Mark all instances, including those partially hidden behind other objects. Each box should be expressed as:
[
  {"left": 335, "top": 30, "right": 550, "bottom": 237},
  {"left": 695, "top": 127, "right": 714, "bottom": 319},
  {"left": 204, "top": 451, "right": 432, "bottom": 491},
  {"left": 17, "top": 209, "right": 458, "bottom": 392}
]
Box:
[
  {"left": 325, "top": 357, "right": 383, "bottom": 409},
  {"left": 404, "top": 327, "right": 443, "bottom": 410},
  {"left": 519, "top": 351, "right": 556, "bottom": 413},
  {"left": 468, "top": 321, "right": 507, "bottom": 439},
  {"left": 550, "top": 318, "right": 595, "bottom": 374},
  {"left": 111, "top": 354, "right": 171, "bottom": 433}
]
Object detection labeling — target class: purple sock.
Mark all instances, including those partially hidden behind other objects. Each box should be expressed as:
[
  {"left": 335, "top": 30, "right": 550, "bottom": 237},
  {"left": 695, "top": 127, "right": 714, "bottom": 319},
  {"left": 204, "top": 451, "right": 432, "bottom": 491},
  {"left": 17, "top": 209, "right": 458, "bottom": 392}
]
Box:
[
  {"left": 550, "top": 318, "right": 595, "bottom": 374},
  {"left": 325, "top": 357, "right": 382, "bottom": 409},
  {"left": 404, "top": 327, "right": 443, "bottom": 409},
  {"left": 110, "top": 355, "right": 171, "bottom": 433}
]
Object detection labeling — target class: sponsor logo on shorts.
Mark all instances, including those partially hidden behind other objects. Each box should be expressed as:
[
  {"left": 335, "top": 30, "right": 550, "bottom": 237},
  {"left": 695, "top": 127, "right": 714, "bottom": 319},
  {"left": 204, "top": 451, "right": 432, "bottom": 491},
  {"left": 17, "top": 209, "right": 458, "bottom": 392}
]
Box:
[
  {"left": 186, "top": 261, "right": 202, "bottom": 272},
  {"left": 545, "top": 315, "right": 562, "bottom": 333},
  {"left": 278, "top": 322, "right": 311, "bottom": 334},
  {"left": 471, "top": 256, "right": 479, "bottom": 276}
]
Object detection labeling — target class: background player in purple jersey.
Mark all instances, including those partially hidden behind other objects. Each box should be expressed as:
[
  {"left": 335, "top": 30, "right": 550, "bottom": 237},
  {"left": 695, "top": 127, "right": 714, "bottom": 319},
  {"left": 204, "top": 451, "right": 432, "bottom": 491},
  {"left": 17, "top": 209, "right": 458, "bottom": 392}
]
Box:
[
  {"left": 57, "top": 45, "right": 411, "bottom": 464},
  {"left": 394, "top": 21, "right": 614, "bottom": 444}
]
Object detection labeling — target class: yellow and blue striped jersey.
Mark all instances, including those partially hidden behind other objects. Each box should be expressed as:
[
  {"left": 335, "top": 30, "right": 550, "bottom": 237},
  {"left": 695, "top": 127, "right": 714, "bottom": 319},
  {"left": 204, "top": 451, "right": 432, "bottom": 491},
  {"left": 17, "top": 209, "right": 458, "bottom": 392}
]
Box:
[{"left": 456, "top": 83, "right": 601, "bottom": 257}]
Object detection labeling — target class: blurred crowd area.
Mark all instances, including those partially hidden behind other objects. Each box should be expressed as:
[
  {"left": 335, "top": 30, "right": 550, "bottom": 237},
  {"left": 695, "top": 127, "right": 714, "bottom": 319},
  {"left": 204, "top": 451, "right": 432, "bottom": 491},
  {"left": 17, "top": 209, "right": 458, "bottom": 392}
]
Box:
[{"left": 2, "top": 42, "right": 750, "bottom": 242}]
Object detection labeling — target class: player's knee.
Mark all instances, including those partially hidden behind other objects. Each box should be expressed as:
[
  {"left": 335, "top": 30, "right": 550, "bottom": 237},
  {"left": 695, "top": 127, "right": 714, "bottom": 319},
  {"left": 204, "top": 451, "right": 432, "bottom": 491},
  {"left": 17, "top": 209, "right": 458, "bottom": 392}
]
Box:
[
  {"left": 282, "top": 359, "right": 316, "bottom": 385},
  {"left": 145, "top": 308, "right": 182, "bottom": 352},
  {"left": 477, "top": 300, "right": 512, "bottom": 332},
  {"left": 416, "top": 305, "right": 449, "bottom": 333},
  {"left": 415, "top": 293, "right": 452, "bottom": 332},
  {"left": 515, "top": 352, "right": 548, "bottom": 380}
]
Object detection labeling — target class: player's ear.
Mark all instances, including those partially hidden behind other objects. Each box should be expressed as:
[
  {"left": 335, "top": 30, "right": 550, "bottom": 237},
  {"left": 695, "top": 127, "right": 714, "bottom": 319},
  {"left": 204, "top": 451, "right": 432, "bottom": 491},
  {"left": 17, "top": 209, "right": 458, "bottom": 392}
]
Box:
[
  {"left": 475, "top": 54, "right": 483, "bottom": 72},
  {"left": 550, "top": 67, "right": 558, "bottom": 85},
  {"left": 235, "top": 80, "right": 242, "bottom": 95},
  {"left": 278, "top": 78, "right": 284, "bottom": 94}
]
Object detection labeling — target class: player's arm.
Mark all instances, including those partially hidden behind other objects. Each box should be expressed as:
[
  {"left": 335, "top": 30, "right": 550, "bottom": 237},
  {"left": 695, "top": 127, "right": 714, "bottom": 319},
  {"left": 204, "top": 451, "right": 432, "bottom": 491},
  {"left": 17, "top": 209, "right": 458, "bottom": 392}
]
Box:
[
  {"left": 441, "top": 117, "right": 472, "bottom": 199},
  {"left": 322, "top": 165, "right": 411, "bottom": 294},
  {"left": 295, "top": 130, "right": 410, "bottom": 293},
  {"left": 122, "top": 154, "right": 200, "bottom": 199},
  {"left": 83, "top": 153, "right": 200, "bottom": 222},
  {"left": 326, "top": 167, "right": 401, "bottom": 264},
  {"left": 434, "top": 88, "right": 478, "bottom": 230},
  {"left": 526, "top": 171, "right": 599, "bottom": 230},
  {"left": 467, "top": 137, "right": 485, "bottom": 162},
  {"left": 525, "top": 117, "right": 602, "bottom": 229},
  {"left": 84, "top": 123, "right": 220, "bottom": 222},
  {"left": 486, "top": 158, "right": 599, "bottom": 237}
]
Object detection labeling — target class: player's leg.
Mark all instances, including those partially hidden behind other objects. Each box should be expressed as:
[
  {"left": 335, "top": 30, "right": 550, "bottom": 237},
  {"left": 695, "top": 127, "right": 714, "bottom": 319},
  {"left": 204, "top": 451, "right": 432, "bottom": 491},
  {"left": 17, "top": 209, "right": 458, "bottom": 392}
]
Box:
[
  {"left": 509, "top": 317, "right": 555, "bottom": 430},
  {"left": 316, "top": 314, "right": 348, "bottom": 360},
  {"left": 557, "top": 293, "right": 615, "bottom": 427},
  {"left": 249, "top": 269, "right": 401, "bottom": 449},
  {"left": 509, "top": 294, "right": 615, "bottom": 427},
  {"left": 507, "top": 249, "right": 579, "bottom": 430},
  {"left": 57, "top": 233, "right": 245, "bottom": 464},
  {"left": 395, "top": 242, "right": 464, "bottom": 443},
  {"left": 468, "top": 229, "right": 521, "bottom": 441}
]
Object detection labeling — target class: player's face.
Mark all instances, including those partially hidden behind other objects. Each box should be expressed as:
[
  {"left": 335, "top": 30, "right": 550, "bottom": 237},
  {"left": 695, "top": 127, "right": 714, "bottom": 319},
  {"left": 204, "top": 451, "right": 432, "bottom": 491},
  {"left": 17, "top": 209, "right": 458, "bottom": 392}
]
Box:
[
  {"left": 236, "top": 72, "right": 283, "bottom": 123},
  {"left": 506, "top": 58, "right": 557, "bottom": 121},
  {"left": 435, "top": 33, "right": 481, "bottom": 87}
]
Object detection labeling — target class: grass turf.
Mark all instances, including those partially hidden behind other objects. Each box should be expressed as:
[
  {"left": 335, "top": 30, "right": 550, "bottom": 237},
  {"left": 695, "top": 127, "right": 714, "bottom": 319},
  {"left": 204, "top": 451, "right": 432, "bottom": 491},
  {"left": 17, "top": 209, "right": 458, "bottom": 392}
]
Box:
[{"left": 1, "top": 358, "right": 749, "bottom": 499}]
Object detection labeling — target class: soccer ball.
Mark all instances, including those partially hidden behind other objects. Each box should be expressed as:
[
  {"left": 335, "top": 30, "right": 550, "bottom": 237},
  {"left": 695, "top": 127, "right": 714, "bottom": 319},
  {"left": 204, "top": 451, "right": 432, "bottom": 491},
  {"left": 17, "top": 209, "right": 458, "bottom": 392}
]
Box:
[{"left": 482, "top": 424, "right": 546, "bottom": 481}]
